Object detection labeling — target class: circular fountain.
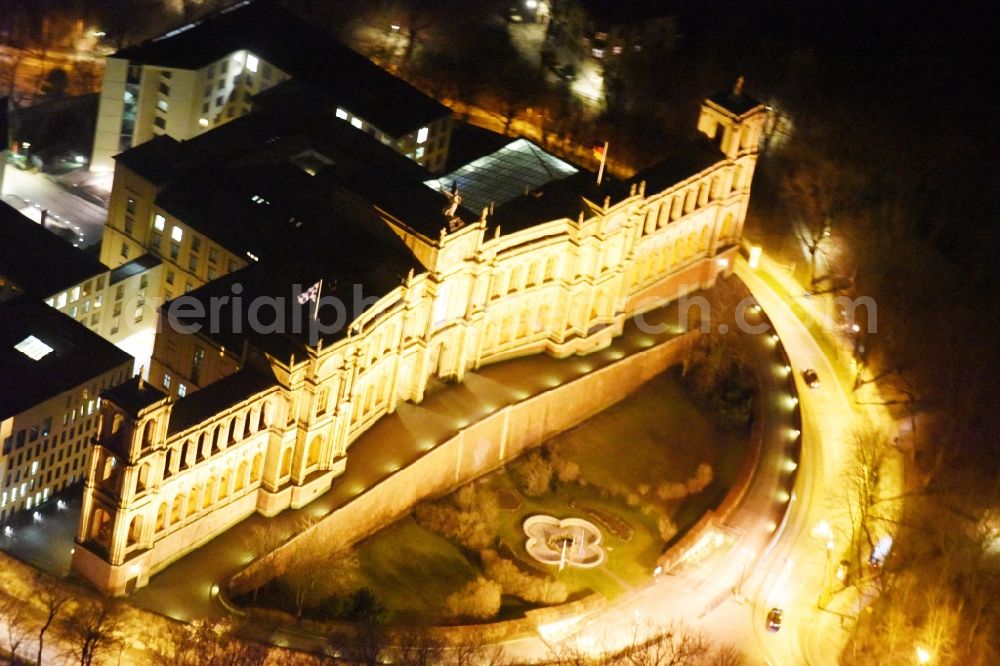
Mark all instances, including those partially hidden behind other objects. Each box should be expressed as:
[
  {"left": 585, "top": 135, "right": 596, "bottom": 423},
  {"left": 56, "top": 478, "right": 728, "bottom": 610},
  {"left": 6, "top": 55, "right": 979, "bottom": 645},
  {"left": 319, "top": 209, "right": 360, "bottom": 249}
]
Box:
[{"left": 523, "top": 515, "right": 606, "bottom": 570}]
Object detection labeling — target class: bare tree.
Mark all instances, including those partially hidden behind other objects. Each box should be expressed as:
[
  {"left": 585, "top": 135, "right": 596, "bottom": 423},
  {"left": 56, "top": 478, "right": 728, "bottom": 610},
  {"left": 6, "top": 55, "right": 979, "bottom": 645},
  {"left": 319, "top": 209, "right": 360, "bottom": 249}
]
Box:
[
  {"left": 389, "top": 626, "right": 445, "bottom": 665},
  {"left": 34, "top": 572, "right": 71, "bottom": 666},
  {"left": 0, "top": 592, "right": 32, "bottom": 665},
  {"left": 149, "top": 619, "right": 269, "bottom": 666},
  {"left": 63, "top": 596, "right": 126, "bottom": 666},
  {"left": 779, "top": 150, "right": 861, "bottom": 285}
]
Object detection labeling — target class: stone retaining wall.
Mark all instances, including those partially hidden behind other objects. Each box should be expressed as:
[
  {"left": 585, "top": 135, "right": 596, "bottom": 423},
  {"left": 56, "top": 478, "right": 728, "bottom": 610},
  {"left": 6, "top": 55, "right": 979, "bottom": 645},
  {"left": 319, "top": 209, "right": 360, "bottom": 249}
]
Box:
[{"left": 230, "top": 332, "right": 697, "bottom": 594}]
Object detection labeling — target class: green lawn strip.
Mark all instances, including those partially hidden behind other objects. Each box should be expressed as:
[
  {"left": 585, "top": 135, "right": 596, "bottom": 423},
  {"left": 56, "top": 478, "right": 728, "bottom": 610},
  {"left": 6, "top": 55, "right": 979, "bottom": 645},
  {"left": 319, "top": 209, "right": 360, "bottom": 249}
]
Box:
[{"left": 353, "top": 517, "right": 479, "bottom": 623}]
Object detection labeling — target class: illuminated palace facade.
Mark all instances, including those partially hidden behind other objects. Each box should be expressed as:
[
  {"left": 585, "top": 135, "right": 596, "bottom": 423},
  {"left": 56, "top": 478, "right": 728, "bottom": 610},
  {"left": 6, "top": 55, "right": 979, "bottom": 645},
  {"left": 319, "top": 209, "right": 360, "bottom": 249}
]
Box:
[{"left": 72, "top": 93, "right": 765, "bottom": 594}]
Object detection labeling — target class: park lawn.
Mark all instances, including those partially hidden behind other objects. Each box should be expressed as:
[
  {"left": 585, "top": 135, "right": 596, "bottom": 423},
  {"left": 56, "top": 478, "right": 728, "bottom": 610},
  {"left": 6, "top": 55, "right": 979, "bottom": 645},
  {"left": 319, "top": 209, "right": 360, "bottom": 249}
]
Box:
[
  {"left": 553, "top": 373, "right": 726, "bottom": 492},
  {"left": 352, "top": 516, "right": 479, "bottom": 623}
]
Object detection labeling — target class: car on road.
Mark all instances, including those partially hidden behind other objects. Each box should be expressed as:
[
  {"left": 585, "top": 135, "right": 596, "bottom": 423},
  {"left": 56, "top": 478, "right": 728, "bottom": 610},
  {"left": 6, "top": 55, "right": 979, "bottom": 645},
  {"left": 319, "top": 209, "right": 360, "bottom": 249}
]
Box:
[
  {"left": 551, "top": 63, "right": 576, "bottom": 81},
  {"left": 802, "top": 368, "right": 820, "bottom": 389},
  {"left": 766, "top": 607, "right": 783, "bottom": 632}
]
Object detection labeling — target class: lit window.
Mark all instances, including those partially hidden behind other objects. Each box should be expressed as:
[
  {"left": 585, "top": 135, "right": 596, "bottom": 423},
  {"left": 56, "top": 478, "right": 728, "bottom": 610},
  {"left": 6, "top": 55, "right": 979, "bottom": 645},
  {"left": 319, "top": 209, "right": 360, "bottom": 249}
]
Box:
[
  {"left": 246, "top": 54, "right": 259, "bottom": 72},
  {"left": 31, "top": 461, "right": 38, "bottom": 475},
  {"left": 171, "top": 225, "right": 183, "bottom": 242},
  {"left": 45, "top": 298, "right": 54, "bottom": 307},
  {"left": 70, "top": 286, "right": 80, "bottom": 302},
  {"left": 199, "top": 117, "right": 209, "bottom": 127},
  {"left": 156, "top": 98, "right": 168, "bottom": 112},
  {"left": 351, "top": 117, "right": 363, "bottom": 129},
  {"left": 178, "top": 384, "right": 187, "bottom": 397},
  {"left": 154, "top": 214, "right": 165, "bottom": 231},
  {"left": 163, "top": 374, "right": 171, "bottom": 389},
  {"left": 417, "top": 126, "right": 429, "bottom": 144},
  {"left": 415, "top": 146, "right": 425, "bottom": 159},
  {"left": 56, "top": 293, "right": 67, "bottom": 308},
  {"left": 335, "top": 107, "right": 348, "bottom": 120},
  {"left": 94, "top": 294, "right": 103, "bottom": 309},
  {"left": 14, "top": 335, "right": 54, "bottom": 361}
]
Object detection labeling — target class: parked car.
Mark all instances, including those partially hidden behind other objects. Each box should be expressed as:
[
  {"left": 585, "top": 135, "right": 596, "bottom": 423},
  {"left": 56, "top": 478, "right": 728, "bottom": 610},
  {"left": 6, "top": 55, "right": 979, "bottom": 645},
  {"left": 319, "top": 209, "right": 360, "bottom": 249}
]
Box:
[
  {"left": 802, "top": 368, "right": 820, "bottom": 389},
  {"left": 766, "top": 607, "right": 783, "bottom": 632}
]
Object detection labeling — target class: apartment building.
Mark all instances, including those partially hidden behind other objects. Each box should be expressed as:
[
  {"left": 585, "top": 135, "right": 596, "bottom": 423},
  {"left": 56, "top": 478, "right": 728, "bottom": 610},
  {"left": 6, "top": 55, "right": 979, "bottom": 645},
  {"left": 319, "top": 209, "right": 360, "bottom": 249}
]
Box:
[
  {"left": 0, "top": 297, "right": 133, "bottom": 523},
  {"left": 91, "top": 0, "right": 452, "bottom": 173}
]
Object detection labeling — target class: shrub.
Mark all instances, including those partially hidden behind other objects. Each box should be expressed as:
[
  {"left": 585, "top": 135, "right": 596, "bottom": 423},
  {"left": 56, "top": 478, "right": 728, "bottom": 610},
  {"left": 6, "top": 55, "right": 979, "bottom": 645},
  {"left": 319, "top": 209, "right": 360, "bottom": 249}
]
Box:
[
  {"left": 550, "top": 449, "right": 581, "bottom": 484},
  {"left": 414, "top": 485, "right": 499, "bottom": 550},
  {"left": 445, "top": 577, "right": 502, "bottom": 619},
  {"left": 658, "top": 516, "right": 679, "bottom": 542},
  {"left": 686, "top": 463, "right": 714, "bottom": 494},
  {"left": 480, "top": 550, "right": 568, "bottom": 605},
  {"left": 511, "top": 449, "right": 554, "bottom": 497},
  {"left": 657, "top": 482, "right": 689, "bottom": 501}
]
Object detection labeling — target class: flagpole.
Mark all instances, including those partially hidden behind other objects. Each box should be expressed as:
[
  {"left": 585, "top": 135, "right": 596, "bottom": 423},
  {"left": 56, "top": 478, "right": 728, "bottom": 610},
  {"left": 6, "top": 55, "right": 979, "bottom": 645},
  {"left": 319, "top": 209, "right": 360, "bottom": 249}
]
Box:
[
  {"left": 596, "top": 140, "right": 609, "bottom": 186},
  {"left": 313, "top": 278, "right": 322, "bottom": 321}
]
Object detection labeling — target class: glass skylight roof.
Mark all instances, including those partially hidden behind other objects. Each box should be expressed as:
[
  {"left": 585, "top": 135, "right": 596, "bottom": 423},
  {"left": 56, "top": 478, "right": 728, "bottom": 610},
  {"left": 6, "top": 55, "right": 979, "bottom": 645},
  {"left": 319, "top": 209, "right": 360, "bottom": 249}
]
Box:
[
  {"left": 424, "top": 139, "right": 578, "bottom": 215},
  {"left": 14, "top": 335, "right": 54, "bottom": 361}
]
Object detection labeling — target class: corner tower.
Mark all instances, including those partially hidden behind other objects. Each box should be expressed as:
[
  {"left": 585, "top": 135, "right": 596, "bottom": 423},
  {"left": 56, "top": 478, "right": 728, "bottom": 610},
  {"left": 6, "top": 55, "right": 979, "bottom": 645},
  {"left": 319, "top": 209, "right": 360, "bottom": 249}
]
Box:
[
  {"left": 698, "top": 76, "right": 767, "bottom": 159},
  {"left": 72, "top": 376, "right": 171, "bottom": 594}
]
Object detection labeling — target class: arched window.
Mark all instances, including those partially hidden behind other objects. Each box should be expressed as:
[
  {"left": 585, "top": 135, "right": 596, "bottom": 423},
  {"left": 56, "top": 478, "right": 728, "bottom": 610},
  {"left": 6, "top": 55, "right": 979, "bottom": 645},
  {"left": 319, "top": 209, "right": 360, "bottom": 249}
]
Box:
[
  {"left": 90, "top": 508, "right": 111, "bottom": 544},
  {"left": 217, "top": 471, "right": 231, "bottom": 502},
  {"left": 126, "top": 514, "right": 143, "bottom": 546},
  {"left": 307, "top": 437, "right": 322, "bottom": 467},
  {"left": 141, "top": 419, "right": 155, "bottom": 449},
  {"left": 236, "top": 460, "right": 249, "bottom": 491},
  {"left": 136, "top": 463, "right": 150, "bottom": 494},
  {"left": 280, "top": 448, "right": 292, "bottom": 477},
  {"left": 197, "top": 432, "right": 208, "bottom": 461},
  {"left": 187, "top": 486, "right": 201, "bottom": 516},
  {"left": 202, "top": 478, "right": 215, "bottom": 509},
  {"left": 171, "top": 494, "right": 184, "bottom": 523},
  {"left": 214, "top": 424, "right": 223, "bottom": 452},
  {"left": 155, "top": 503, "right": 168, "bottom": 532},
  {"left": 250, "top": 453, "right": 263, "bottom": 483},
  {"left": 243, "top": 412, "right": 253, "bottom": 439},
  {"left": 257, "top": 403, "right": 269, "bottom": 431},
  {"left": 227, "top": 417, "right": 237, "bottom": 444},
  {"left": 164, "top": 448, "right": 174, "bottom": 478}
]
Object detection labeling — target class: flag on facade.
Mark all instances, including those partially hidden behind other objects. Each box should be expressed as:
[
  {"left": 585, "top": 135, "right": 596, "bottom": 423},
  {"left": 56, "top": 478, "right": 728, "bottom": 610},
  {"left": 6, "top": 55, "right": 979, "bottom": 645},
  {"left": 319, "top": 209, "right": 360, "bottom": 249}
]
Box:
[
  {"left": 592, "top": 144, "right": 605, "bottom": 160},
  {"left": 297, "top": 281, "right": 321, "bottom": 304}
]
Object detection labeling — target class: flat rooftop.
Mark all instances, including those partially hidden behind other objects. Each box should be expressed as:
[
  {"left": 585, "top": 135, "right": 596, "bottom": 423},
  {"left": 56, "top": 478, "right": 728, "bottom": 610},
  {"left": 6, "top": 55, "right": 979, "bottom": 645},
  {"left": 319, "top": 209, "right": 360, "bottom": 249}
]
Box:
[
  {"left": 0, "top": 202, "right": 106, "bottom": 298},
  {"left": 0, "top": 296, "right": 133, "bottom": 420}
]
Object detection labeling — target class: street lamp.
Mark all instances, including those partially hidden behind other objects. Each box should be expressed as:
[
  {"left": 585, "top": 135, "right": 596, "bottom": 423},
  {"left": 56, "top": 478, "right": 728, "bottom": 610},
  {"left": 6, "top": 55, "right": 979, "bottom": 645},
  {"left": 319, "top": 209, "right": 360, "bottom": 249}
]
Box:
[{"left": 916, "top": 646, "right": 932, "bottom": 664}]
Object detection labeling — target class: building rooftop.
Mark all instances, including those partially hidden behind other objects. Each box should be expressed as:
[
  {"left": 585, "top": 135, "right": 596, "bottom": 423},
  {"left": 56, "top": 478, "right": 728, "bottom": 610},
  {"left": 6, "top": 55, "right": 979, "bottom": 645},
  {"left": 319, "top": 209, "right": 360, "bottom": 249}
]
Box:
[
  {"left": 424, "top": 139, "right": 580, "bottom": 216},
  {"left": 0, "top": 203, "right": 106, "bottom": 298},
  {"left": 112, "top": 135, "right": 184, "bottom": 186},
  {"left": 707, "top": 79, "right": 764, "bottom": 117},
  {"left": 0, "top": 296, "right": 133, "bottom": 420},
  {"left": 114, "top": 0, "right": 449, "bottom": 137},
  {"left": 167, "top": 366, "right": 277, "bottom": 436},
  {"left": 101, "top": 376, "right": 167, "bottom": 418},
  {"left": 109, "top": 253, "right": 161, "bottom": 285}
]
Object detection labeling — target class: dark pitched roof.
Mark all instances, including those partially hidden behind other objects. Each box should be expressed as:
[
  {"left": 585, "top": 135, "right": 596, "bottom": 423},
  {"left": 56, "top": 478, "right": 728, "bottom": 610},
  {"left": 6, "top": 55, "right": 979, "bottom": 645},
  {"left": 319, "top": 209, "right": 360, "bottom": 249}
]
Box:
[
  {"left": 630, "top": 139, "right": 723, "bottom": 194},
  {"left": 115, "top": 0, "right": 449, "bottom": 137},
  {"left": 112, "top": 134, "right": 183, "bottom": 185},
  {"left": 101, "top": 376, "right": 167, "bottom": 418},
  {"left": 707, "top": 87, "right": 764, "bottom": 117},
  {"left": 0, "top": 202, "right": 106, "bottom": 297},
  {"left": 0, "top": 296, "right": 133, "bottom": 420},
  {"left": 167, "top": 366, "right": 277, "bottom": 436}
]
